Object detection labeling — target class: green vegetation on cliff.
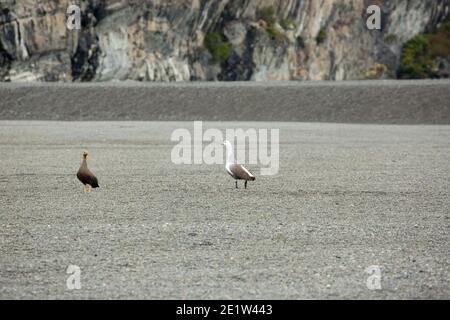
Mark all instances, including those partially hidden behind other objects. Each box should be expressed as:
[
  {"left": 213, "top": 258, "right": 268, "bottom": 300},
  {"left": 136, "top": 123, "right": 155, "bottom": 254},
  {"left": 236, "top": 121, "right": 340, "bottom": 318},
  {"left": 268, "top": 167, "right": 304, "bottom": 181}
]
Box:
[
  {"left": 259, "top": 6, "right": 276, "bottom": 25},
  {"left": 316, "top": 28, "right": 327, "bottom": 45},
  {"left": 258, "top": 6, "right": 284, "bottom": 42},
  {"left": 204, "top": 32, "right": 232, "bottom": 64},
  {"left": 399, "top": 19, "right": 450, "bottom": 79},
  {"left": 399, "top": 35, "right": 434, "bottom": 78}
]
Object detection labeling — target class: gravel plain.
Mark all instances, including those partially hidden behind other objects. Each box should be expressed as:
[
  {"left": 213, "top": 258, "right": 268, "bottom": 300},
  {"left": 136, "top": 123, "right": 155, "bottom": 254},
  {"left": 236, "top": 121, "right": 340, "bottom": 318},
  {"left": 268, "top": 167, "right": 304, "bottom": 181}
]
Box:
[
  {"left": 1, "top": 80, "right": 450, "bottom": 123},
  {"left": 0, "top": 121, "right": 449, "bottom": 299}
]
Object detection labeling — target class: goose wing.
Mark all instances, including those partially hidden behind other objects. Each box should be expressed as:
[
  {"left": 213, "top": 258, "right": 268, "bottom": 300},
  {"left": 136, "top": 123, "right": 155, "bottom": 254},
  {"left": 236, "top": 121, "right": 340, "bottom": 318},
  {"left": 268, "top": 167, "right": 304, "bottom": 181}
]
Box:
[
  {"left": 229, "top": 164, "right": 255, "bottom": 181},
  {"left": 77, "top": 167, "right": 99, "bottom": 187}
]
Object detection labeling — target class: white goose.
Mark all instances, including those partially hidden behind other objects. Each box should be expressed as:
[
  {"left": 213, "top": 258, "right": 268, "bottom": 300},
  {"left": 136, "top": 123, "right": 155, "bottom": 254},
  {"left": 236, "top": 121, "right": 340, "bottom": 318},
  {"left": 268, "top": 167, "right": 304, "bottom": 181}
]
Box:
[{"left": 223, "top": 140, "right": 255, "bottom": 189}]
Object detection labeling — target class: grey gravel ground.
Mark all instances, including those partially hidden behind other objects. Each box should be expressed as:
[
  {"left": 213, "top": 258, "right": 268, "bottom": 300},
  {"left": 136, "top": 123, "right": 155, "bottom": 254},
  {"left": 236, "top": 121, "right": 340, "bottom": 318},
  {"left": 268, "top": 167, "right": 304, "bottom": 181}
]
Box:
[
  {"left": 1, "top": 80, "right": 450, "bottom": 123},
  {"left": 0, "top": 121, "right": 449, "bottom": 299}
]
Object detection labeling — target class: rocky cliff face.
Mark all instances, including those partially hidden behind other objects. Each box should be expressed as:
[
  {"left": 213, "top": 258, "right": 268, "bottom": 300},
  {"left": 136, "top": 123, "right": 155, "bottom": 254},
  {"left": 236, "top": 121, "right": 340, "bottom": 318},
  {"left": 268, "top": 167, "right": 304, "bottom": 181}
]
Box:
[{"left": 0, "top": 0, "right": 449, "bottom": 82}]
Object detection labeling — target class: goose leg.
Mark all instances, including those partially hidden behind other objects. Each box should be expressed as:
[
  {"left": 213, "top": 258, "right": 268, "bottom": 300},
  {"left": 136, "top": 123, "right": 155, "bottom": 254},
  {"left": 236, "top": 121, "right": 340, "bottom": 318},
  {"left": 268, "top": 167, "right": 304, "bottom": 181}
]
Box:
[
  {"left": 235, "top": 181, "right": 238, "bottom": 189},
  {"left": 83, "top": 185, "right": 88, "bottom": 193},
  {"left": 245, "top": 180, "right": 247, "bottom": 189},
  {"left": 86, "top": 184, "right": 92, "bottom": 193}
]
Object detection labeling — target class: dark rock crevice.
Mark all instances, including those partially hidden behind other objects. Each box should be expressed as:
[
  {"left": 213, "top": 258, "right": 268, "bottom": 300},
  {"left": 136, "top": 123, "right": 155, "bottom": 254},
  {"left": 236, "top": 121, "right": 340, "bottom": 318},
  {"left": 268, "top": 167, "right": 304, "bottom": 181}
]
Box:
[
  {"left": 70, "top": 2, "right": 103, "bottom": 81},
  {"left": 0, "top": 8, "right": 12, "bottom": 80}
]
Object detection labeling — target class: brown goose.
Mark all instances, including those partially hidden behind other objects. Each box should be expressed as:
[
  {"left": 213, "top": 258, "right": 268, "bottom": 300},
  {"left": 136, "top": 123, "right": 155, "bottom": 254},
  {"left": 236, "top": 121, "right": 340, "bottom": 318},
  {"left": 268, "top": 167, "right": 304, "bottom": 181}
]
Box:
[
  {"left": 76, "top": 151, "right": 99, "bottom": 193},
  {"left": 224, "top": 140, "right": 255, "bottom": 189}
]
